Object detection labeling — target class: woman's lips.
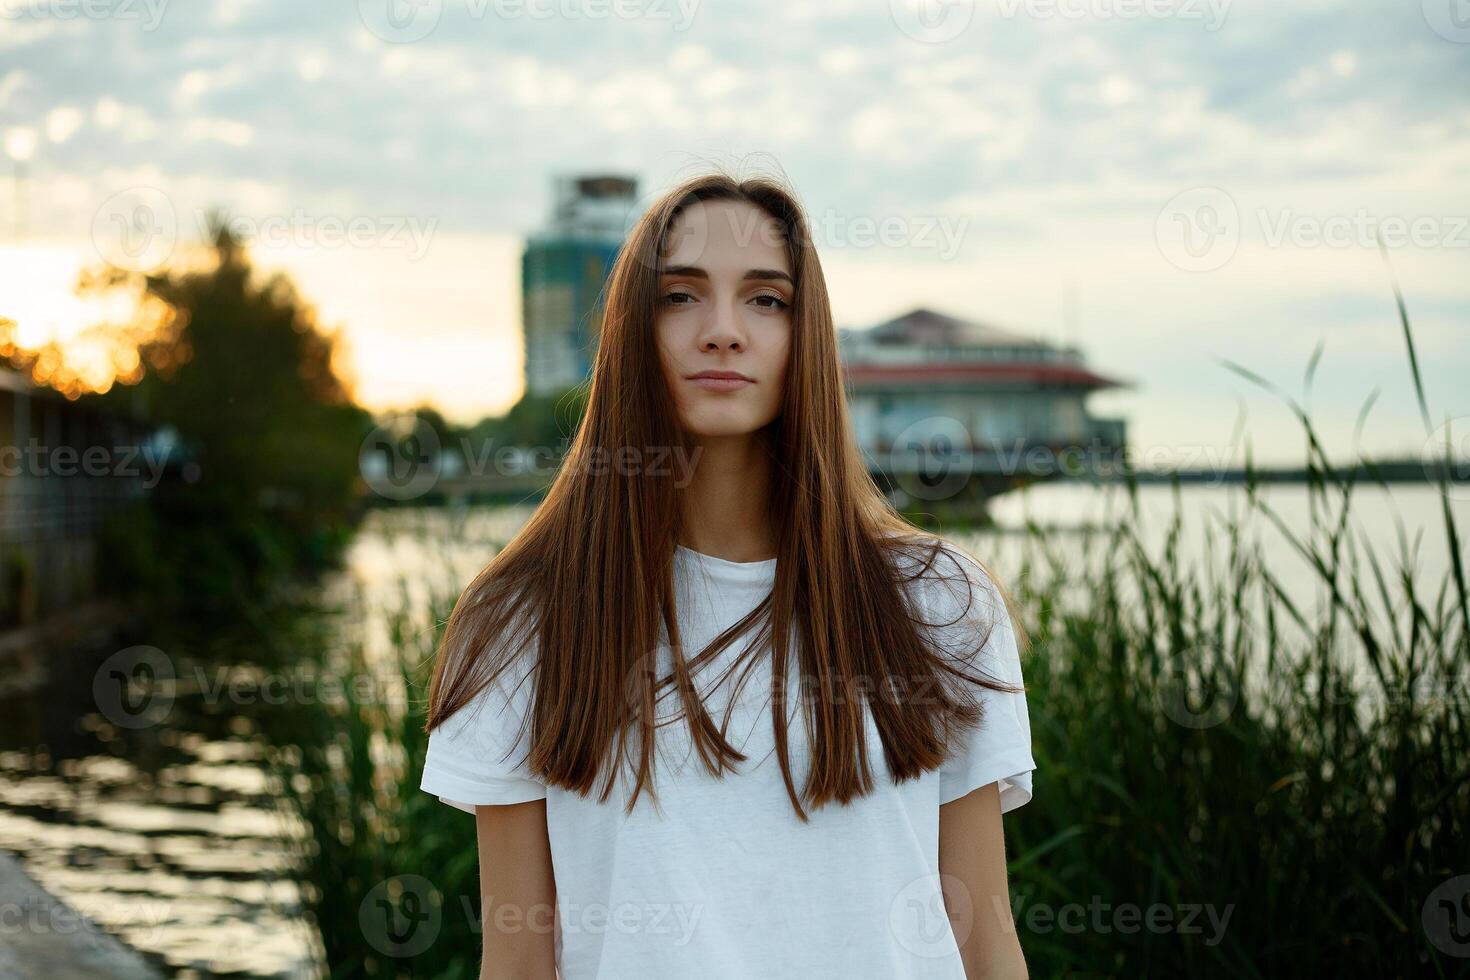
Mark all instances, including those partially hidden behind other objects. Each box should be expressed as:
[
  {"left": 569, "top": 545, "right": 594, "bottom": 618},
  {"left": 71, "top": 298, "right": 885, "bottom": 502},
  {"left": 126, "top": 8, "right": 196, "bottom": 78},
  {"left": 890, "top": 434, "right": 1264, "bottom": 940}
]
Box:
[{"left": 689, "top": 376, "right": 754, "bottom": 392}]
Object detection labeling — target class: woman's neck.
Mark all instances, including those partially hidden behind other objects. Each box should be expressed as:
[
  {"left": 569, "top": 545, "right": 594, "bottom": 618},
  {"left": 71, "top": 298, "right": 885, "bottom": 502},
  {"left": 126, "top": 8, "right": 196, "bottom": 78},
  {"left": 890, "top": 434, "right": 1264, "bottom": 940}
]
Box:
[{"left": 678, "top": 433, "right": 777, "bottom": 563}]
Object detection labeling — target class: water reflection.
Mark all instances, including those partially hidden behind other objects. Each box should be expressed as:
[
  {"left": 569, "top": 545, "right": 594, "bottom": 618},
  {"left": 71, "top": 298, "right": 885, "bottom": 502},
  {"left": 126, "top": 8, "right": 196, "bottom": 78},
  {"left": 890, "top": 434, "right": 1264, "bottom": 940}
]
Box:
[
  {"left": 0, "top": 615, "right": 320, "bottom": 977},
  {"left": 0, "top": 503, "right": 538, "bottom": 978}
]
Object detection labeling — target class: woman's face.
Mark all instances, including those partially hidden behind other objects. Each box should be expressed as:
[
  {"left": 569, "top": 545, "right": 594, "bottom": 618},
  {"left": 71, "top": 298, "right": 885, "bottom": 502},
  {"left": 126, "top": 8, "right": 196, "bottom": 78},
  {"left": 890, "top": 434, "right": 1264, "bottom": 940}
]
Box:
[{"left": 655, "top": 198, "right": 793, "bottom": 440}]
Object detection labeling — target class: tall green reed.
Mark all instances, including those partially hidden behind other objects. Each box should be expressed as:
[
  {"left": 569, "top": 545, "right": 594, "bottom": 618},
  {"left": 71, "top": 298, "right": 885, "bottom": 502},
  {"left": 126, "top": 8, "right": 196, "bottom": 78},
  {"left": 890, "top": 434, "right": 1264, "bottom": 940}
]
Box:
[
  {"left": 267, "top": 571, "right": 490, "bottom": 979},
  {"left": 995, "top": 262, "right": 1466, "bottom": 977}
]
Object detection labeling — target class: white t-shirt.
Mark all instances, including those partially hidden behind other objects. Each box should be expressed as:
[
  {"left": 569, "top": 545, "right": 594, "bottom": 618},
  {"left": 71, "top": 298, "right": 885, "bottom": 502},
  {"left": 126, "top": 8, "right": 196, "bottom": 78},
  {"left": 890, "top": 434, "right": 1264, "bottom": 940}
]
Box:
[{"left": 420, "top": 541, "right": 1036, "bottom": 979}]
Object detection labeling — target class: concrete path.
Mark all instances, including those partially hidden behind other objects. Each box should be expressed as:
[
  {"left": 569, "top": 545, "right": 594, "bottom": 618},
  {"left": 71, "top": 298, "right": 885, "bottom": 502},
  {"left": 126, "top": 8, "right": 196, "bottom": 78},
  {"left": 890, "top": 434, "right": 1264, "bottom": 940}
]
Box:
[{"left": 0, "top": 850, "right": 163, "bottom": 979}]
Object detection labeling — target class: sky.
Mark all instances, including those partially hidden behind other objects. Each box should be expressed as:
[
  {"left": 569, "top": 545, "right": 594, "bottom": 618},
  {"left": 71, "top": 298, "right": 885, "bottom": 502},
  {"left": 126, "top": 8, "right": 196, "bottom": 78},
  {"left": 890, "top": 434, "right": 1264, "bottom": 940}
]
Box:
[{"left": 1, "top": 0, "right": 1467, "bottom": 467}]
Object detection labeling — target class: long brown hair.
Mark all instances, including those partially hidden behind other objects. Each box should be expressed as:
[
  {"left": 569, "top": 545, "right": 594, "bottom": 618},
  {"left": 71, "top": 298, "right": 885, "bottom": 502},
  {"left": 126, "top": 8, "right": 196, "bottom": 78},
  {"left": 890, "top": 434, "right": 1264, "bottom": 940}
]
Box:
[{"left": 425, "top": 168, "right": 1027, "bottom": 821}]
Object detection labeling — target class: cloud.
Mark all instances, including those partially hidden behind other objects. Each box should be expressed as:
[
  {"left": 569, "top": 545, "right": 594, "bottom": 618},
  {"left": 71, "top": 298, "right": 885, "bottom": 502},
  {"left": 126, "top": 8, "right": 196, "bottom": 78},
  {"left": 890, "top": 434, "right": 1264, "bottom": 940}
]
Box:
[
  {"left": 0, "top": 0, "right": 1463, "bottom": 459},
  {"left": 45, "top": 105, "right": 85, "bottom": 143}
]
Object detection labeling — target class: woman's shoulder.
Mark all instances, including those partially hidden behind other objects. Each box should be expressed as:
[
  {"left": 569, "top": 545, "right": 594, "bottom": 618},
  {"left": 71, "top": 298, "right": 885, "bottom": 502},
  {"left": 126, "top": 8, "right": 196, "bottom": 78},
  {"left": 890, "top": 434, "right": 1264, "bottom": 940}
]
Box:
[
  {"left": 879, "top": 531, "right": 1006, "bottom": 618},
  {"left": 878, "top": 531, "right": 1027, "bottom": 683},
  {"left": 435, "top": 581, "right": 545, "bottom": 711}
]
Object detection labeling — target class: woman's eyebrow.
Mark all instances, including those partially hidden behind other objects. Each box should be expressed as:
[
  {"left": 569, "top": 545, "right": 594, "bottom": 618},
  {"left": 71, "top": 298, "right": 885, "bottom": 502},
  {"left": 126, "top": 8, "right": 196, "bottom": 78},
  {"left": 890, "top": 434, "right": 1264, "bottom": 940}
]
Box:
[{"left": 660, "top": 265, "right": 794, "bottom": 286}]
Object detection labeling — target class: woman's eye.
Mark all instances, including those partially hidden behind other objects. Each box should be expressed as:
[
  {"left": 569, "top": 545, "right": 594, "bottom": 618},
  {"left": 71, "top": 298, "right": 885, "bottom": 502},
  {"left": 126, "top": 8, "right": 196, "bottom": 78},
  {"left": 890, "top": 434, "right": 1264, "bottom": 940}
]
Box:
[
  {"left": 752, "top": 294, "right": 789, "bottom": 310},
  {"left": 662, "top": 290, "right": 695, "bottom": 306}
]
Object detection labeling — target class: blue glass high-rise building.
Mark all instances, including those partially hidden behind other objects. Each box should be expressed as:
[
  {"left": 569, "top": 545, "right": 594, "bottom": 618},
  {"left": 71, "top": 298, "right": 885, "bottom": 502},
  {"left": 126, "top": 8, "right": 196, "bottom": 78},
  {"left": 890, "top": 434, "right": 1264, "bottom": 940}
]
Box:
[{"left": 521, "top": 174, "right": 639, "bottom": 396}]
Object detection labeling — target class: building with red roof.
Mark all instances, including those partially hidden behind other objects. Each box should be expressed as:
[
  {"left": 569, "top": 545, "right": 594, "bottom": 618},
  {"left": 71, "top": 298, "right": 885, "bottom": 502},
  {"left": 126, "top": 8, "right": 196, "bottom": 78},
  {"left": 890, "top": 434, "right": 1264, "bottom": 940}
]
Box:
[{"left": 839, "top": 307, "right": 1130, "bottom": 505}]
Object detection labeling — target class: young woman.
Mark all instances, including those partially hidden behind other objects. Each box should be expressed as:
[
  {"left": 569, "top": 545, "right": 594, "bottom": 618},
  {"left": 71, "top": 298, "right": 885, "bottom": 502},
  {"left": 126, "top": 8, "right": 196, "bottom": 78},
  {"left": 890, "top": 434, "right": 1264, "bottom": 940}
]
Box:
[{"left": 420, "top": 171, "right": 1036, "bottom": 979}]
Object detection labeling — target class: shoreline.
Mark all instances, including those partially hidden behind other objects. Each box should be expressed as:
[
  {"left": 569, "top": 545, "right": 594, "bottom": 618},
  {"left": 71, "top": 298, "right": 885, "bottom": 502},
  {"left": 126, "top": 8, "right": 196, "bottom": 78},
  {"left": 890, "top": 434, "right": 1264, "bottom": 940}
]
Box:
[{"left": 0, "top": 849, "right": 163, "bottom": 979}]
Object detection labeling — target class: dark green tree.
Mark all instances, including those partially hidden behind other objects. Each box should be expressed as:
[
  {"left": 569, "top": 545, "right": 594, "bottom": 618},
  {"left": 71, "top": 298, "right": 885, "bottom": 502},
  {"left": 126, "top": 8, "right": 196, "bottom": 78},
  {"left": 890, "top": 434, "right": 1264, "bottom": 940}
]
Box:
[
  {"left": 465, "top": 386, "right": 587, "bottom": 453},
  {"left": 87, "top": 211, "right": 374, "bottom": 615}
]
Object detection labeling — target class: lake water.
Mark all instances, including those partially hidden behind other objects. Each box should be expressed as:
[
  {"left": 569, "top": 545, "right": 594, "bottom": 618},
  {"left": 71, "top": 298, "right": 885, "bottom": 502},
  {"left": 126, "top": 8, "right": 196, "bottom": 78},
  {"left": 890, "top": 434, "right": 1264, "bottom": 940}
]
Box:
[{"left": 1, "top": 482, "right": 1464, "bottom": 977}]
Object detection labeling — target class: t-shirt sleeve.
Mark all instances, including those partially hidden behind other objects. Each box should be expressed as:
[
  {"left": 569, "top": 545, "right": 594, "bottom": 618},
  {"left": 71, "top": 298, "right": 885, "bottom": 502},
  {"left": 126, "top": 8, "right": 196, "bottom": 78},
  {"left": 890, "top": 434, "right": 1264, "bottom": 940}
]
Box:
[
  {"left": 420, "top": 646, "right": 548, "bottom": 813},
  {"left": 923, "top": 546, "right": 1036, "bottom": 812}
]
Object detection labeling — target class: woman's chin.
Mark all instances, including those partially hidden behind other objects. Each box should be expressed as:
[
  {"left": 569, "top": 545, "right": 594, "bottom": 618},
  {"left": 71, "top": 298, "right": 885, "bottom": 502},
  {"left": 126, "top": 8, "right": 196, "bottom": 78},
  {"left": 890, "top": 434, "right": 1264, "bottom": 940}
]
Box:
[{"left": 682, "top": 412, "right": 770, "bottom": 440}]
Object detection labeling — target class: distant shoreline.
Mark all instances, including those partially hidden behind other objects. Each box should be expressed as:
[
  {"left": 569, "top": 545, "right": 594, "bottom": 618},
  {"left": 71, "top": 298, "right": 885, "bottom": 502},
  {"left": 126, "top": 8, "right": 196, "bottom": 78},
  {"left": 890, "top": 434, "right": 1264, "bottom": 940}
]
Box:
[{"left": 1079, "top": 459, "right": 1467, "bottom": 485}]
